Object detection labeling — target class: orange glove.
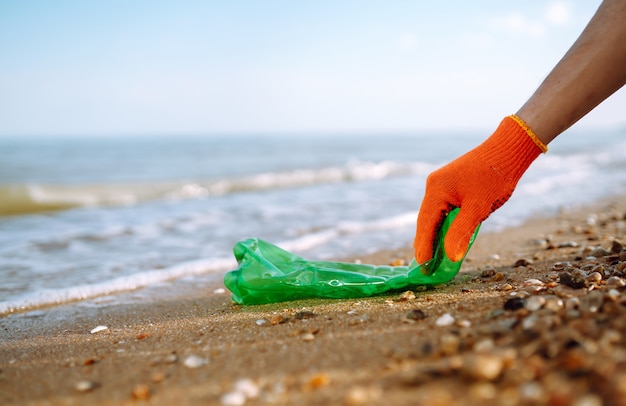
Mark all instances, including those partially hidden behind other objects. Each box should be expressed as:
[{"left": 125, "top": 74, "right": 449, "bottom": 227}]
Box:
[{"left": 414, "top": 115, "right": 548, "bottom": 265}]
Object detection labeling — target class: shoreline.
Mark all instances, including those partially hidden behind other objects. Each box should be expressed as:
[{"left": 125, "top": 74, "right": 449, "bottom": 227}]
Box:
[{"left": 1, "top": 195, "right": 625, "bottom": 405}]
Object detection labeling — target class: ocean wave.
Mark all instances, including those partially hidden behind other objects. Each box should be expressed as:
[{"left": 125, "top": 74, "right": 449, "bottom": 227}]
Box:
[{"left": 0, "top": 160, "right": 437, "bottom": 217}]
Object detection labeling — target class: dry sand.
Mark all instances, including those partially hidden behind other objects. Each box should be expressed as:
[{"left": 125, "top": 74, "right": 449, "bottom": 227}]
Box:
[{"left": 1, "top": 197, "right": 625, "bottom": 405}]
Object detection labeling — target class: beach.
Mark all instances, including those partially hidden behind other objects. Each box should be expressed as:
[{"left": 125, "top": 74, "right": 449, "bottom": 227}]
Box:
[{"left": 2, "top": 195, "right": 625, "bottom": 405}]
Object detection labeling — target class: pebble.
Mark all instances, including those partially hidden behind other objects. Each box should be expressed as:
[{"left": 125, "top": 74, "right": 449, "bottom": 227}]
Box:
[
  {"left": 514, "top": 258, "right": 532, "bottom": 267},
  {"left": 606, "top": 276, "right": 625, "bottom": 288},
  {"left": 559, "top": 270, "right": 588, "bottom": 289},
  {"left": 586, "top": 272, "right": 603, "bottom": 284},
  {"left": 183, "top": 355, "right": 207, "bottom": 369},
  {"left": 150, "top": 371, "right": 167, "bottom": 383},
  {"left": 221, "top": 391, "right": 246, "bottom": 406},
  {"left": 397, "top": 290, "right": 416, "bottom": 301},
  {"left": 526, "top": 296, "right": 546, "bottom": 312},
  {"left": 75, "top": 380, "right": 98, "bottom": 393},
  {"left": 481, "top": 268, "right": 497, "bottom": 278},
  {"left": 435, "top": 313, "right": 455, "bottom": 327},
  {"left": 255, "top": 319, "right": 267, "bottom": 326},
  {"left": 234, "top": 379, "right": 260, "bottom": 399},
  {"left": 504, "top": 297, "right": 526, "bottom": 311},
  {"left": 607, "top": 289, "right": 621, "bottom": 301},
  {"left": 611, "top": 240, "right": 624, "bottom": 254},
  {"left": 440, "top": 333, "right": 461, "bottom": 355},
  {"left": 580, "top": 291, "right": 604, "bottom": 313},
  {"left": 294, "top": 310, "right": 316, "bottom": 320},
  {"left": 131, "top": 384, "right": 151, "bottom": 400},
  {"left": 90, "top": 325, "right": 108, "bottom": 334},
  {"left": 221, "top": 379, "right": 260, "bottom": 405},
  {"left": 270, "top": 314, "right": 288, "bottom": 325},
  {"left": 544, "top": 296, "right": 564, "bottom": 312},
  {"left": 462, "top": 354, "right": 504, "bottom": 381},
  {"left": 406, "top": 309, "right": 427, "bottom": 321},
  {"left": 301, "top": 332, "right": 316, "bottom": 341},
  {"left": 344, "top": 385, "right": 383, "bottom": 405}
]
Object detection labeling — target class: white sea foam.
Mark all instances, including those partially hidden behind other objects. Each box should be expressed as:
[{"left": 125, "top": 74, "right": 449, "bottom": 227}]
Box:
[{"left": 0, "top": 257, "right": 235, "bottom": 315}]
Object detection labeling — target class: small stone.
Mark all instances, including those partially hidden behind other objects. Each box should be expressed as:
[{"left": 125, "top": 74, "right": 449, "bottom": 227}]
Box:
[
  {"left": 301, "top": 332, "right": 315, "bottom": 341},
  {"left": 344, "top": 385, "right": 383, "bottom": 405},
  {"left": 397, "top": 290, "right": 416, "bottom": 301},
  {"left": 607, "top": 289, "right": 621, "bottom": 302},
  {"left": 406, "top": 309, "right": 427, "bottom": 321},
  {"left": 501, "top": 284, "right": 514, "bottom": 291},
  {"left": 436, "top": 313, "right": 455, "bottom": 327},
  {"left": 586, "top": 272, "right": 603, "bottom": 284},
  {"left": 606, "top": 276, "right": 626, "bottom": 288},
  {"left": 270, "top": 314, "right": 288, "bottom": 325},
  {"left": 554, "top": 285, "right": 587, "bottom": 298},
  {"left": 580, "top": 291, "right": 605, "bottom": 313},
  {"left": 457, "top": 319, "right": 472, "bottom": 328},
  {"left": 481, "top": 268, "right": 496, "bottom": 277},
  {"left": 389, "top": 258, "right": 406, "bottom": 266},
  {"left": 514, "top": 258, "right": 532, "bottom": 267},
  {"left": 559, "top": 270, "right": 587, "bottom": 289},
  {"left": 163, "top": 354, "right": 178, "bottom": 364},
  {"left": 558, "top": 241, "right": 579, "bottom": 248},
  {"left": 307, "top": 373, "right": 330, "bottom": 389},
  {"left": 473, "top": 337, "right": 495, "bottom": 353},
  {"left": 544, "top": 296, "right": 564, "bottom": 312},
  {"left": 504, "top": 297, "right": 526, "bottom": 311},
  {"left": 90, "top": 325, "right": 108, "bottom": 334},
  {"left": 525, "top": 296, "right": 545, "bottom": 312},
  {"left": 591, "top": 247, "right": 610, "bottom": 257},
  {"left": 234, "top": 378, "right": 260, "bottom": 399},
  {"left": 294, "top": 310, "right": 316, "bottom": 320},
  {"left": 611, "top": 240, "right": 624, "bottom": 254},
  {"left": 75, "top": 380, "right": 98, "bottom": 393},
  {"left": 572, "top": 394, "right": 603, "bottom": 406},
  {"left": 213, "top": 288, "right": 226, "bottom": 294},
  {"left": 255, "top": 319, "right": 267, "bottom": 326},
  {"left": 493, "top": 272, "right": 505, "bottom": 281},
  {"left": 462, "top": 354, "right": 504, "bottom": 381},
  {"left": 183, "top": 355, "right": 207, "bottom": 369},
  {"left": 221, "top": 392, "right": 246, "bottom": 406},
  {"left": 440, "top": 333, "right": 461, "bottom": 355},
  {"left": 150, "top": 371, "right": 167, "bottom": 383},
  {"left": 348, "top": 314, "right": 369, "bottom": 325},
  {"left": 131, "top": 384, "right": 151, "bottom": 400}
]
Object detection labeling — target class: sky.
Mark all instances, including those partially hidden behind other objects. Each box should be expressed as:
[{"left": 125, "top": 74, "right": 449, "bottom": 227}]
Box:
[{"left": 0, "top": 0, "right": 623, "bottom": 136}]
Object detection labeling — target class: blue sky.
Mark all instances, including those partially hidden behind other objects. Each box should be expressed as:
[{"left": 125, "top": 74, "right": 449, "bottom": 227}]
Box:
[{"left": 0, "top": 1, "right": 623, "bottom": 136}]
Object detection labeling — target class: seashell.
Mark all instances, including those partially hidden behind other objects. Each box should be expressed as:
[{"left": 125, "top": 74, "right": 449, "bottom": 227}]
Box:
[{"left": 523, "top": 279, "right": 545, "bottom": 286}]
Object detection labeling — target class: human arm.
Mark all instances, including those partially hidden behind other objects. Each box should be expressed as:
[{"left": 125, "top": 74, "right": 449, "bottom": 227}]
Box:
[{"left": 414, "top": 0, "right": 626, "bottom": 267}]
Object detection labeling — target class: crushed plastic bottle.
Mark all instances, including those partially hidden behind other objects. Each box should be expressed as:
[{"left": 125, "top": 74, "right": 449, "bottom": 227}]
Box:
[{"left": 224, "top": 208, "right": 479, "bottom": 305}]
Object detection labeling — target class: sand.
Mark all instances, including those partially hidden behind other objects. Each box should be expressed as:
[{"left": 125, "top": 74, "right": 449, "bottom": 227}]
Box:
[{"left": 1, "top": 197, "right": 625, "bottom": 405}]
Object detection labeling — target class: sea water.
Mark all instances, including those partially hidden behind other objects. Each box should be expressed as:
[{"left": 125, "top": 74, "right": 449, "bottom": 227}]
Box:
[{"left": 1, "top": 128, "right": 625, "bottom": 314}]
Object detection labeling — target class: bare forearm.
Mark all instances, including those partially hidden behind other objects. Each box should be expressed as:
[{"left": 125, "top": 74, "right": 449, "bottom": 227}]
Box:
[{"left": 516, "top": 0, "right": 626, "bottom": 144}]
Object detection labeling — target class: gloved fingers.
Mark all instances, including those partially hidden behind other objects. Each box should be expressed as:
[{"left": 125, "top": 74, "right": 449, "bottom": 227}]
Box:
[
  {"left": 443, "top": 203, "right": 486, "bottom": 262},
  {"left": 414, "top": 199, "right": 451, "bottom": 265}
]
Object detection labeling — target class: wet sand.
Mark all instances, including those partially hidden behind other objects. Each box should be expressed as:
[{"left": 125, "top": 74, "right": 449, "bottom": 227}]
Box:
[{"left": 1, "top": 197, "right": 625, "bottom": 405}]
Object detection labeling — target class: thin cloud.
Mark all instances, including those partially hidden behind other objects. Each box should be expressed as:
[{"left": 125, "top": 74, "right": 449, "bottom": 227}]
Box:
[
  {"left": 490, "top": 11, "right": 546, "bottom": 38},
  {"left": 545, "top": 1, "right": 571, "bottom": 25},
  {"left": 395, "top": 33, "right": 419, "bottom": 53}
]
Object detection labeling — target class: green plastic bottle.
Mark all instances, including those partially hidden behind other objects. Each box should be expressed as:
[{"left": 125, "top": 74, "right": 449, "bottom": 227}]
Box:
[{"left": 224, "top": 208, "right": 479, "bottom": 305}]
